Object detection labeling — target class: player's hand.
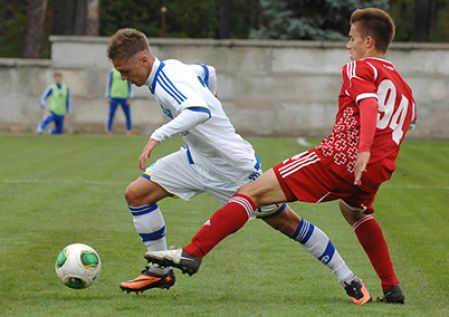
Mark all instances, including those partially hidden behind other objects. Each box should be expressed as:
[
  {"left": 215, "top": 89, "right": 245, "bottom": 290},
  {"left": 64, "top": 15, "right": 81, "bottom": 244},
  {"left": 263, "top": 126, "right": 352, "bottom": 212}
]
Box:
[
  {"left": 106, "top": 98, "right": 111, "bottom": 104},
  {"left": 138, "top": 139, "right": 160, "bottom": 171},
  {"left": 126, "top": 99, "right": 133, "bottom": 106},
  {"left": 354, "top": 151, "right": 370, "bottom": 186}
]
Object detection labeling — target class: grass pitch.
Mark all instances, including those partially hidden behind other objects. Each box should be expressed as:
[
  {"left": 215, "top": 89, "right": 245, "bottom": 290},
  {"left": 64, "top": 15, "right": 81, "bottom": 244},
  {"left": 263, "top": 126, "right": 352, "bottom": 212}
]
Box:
[{"left": 0, "top": 133, "right": 448, "bottom": 317}]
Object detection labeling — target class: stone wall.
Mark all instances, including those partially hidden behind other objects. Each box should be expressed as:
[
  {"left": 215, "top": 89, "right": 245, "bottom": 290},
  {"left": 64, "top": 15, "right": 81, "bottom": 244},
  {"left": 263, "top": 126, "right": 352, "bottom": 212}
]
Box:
[{"left": 1, "top": 36, "right": 448, "bottom": 138}]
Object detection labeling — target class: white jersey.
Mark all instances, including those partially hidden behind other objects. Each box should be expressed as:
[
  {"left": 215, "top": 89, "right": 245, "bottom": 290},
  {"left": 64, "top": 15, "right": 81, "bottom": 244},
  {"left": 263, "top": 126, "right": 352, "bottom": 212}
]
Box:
[{"left": 146, "top": 58, "right": 256, "bottom": 181}]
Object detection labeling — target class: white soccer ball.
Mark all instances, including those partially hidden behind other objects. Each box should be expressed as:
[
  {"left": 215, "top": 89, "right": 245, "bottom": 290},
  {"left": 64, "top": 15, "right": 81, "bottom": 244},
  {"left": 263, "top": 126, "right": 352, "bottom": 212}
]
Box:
[{"left": 55, "top": 243, "right": 102, "bottom": 289}]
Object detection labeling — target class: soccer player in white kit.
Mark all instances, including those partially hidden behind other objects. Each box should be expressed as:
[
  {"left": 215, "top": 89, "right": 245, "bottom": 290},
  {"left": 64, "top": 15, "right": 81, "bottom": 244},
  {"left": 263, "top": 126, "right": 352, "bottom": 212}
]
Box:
[{"left": 107, "top": 28, "right": 371, "bottom": 304}]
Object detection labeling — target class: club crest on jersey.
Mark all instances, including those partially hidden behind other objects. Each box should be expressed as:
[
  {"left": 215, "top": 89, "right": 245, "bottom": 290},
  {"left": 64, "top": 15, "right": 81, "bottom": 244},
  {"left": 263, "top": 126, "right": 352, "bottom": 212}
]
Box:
[{"left": 160, "top": 105, "right": 173, "bottom": 118}]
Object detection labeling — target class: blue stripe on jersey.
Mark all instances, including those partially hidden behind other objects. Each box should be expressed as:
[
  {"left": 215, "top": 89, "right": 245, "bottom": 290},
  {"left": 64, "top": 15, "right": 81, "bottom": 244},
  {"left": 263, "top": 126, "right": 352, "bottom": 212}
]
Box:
[
  {"left": 186, "top": 146, "right": 194, "bottom": 164},
  {"left": 160, "top": 70, "right": 187, "bottom": 100},
  {"left": 157, "top": 78, "right": 183, "bottom": 104},
  {"left": 200, "top": 64, "right": 209, "bottom": 86},
  {"left": 140, "top": 173, "right": 151, "bottom": 181},
  {"left": 187, "top": 106, "right": 211, "bottom": 118},
  {"left": 318, "top": 241, "right": 336, "bottom": 264},
  {"left": 150, "top": 62, "right": 166, "bottom": 94},
  {"left": 254, "top": 155, "right": 261, "bottom": 170},
  {"left": 139, "top": 226, "right": 166, "bottom": 242},
  {"left": 157, "top": 71, "right": 187, "bottom": 105},
  {"left": 129, "top": 203, "right": 158, "bottom": 216}
]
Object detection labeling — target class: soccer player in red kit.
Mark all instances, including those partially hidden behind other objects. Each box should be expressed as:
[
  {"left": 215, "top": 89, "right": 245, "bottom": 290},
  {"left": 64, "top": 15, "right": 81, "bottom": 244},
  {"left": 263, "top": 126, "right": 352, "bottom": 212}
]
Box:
[{"left": 145, "top": 8, "right": 416, "bottom": 304}]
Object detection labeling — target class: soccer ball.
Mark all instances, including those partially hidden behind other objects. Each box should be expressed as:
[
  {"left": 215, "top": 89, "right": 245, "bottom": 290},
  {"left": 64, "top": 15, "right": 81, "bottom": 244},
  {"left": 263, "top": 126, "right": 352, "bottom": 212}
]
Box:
[{"left": 55, "top": 243, "right": 102, "bottom": 289}]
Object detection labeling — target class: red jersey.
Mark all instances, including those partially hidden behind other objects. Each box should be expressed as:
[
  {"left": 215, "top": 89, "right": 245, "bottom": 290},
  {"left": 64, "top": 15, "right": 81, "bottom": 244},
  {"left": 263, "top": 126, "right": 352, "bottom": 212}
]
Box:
[{"left": 317, "top": 57, "right": 416, "bottom": 191}]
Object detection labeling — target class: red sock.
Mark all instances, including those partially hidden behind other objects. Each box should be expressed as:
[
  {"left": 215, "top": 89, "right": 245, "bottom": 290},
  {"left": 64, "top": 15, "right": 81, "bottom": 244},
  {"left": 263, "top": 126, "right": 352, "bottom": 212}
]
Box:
[
  {"left": 183, "top": 194, "right": 255, "bottom": 257},
  {"left": 353, "top": 216, "right": 399, "bottom": 291}
]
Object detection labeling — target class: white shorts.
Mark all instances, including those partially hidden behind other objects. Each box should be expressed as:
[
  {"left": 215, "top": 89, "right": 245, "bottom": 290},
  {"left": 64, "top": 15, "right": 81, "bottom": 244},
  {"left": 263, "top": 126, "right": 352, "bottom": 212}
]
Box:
[{"left": 142, "top": 146, "right": 285, "bottom": 218}]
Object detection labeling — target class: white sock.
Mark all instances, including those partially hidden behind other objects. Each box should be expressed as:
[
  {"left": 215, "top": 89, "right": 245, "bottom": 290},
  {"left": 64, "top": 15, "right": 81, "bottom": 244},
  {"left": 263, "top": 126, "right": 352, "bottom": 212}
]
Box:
[
  {"left": 292, "top": 218, "right": 354, "bottom": 286},
  {"left": 129, "top": 203, "right": 167, "bottom": 252}
]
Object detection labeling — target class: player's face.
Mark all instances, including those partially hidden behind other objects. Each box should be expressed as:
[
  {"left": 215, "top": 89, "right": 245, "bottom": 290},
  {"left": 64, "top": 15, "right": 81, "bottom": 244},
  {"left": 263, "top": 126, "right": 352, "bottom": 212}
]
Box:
[
  {"left": 54, "top": 74, "right": 63, "bottom": 84},
  {"left": 346, "top": 23, "right": 368, "bottom": 61},
  {"left": 113, "top": 52, "right": 153, "bottom": 86}
]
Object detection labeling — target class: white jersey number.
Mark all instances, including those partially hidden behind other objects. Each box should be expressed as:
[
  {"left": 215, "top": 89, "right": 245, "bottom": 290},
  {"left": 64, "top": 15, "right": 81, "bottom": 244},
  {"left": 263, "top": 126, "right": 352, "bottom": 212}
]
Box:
[{"left": 376, "top": 79, "right": 409, "bottom": 145}]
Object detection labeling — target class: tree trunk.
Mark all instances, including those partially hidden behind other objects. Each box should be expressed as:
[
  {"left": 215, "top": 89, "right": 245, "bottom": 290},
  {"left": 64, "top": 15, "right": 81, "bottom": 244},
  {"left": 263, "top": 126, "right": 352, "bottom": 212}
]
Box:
[
  {"left": 414, "top": 0, "right": 432, "bottom": 41},
  {"left": 86, "top": 0, "right": 100, "bottom": 35},
  {"left": 52, "top": 0, "right": 77, "bottom": 35},
  {"left": 74, "top": 0, "right": 87, "bottom": 35},
  {"left": 218, "top": 0, "right": 231, "bottom": 38},
  {"left": 23, "top": 0, "right": 48, "bottom": 58}
]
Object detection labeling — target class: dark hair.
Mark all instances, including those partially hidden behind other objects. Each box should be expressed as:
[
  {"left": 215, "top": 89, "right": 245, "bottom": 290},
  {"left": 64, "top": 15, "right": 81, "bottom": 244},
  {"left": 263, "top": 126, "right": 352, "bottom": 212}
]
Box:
[
  {"left": 350, "top": 8, "right": 395, "bottom": 52},
  {"left": 107, "top": 28, "right": 150, "bottom": 60}
]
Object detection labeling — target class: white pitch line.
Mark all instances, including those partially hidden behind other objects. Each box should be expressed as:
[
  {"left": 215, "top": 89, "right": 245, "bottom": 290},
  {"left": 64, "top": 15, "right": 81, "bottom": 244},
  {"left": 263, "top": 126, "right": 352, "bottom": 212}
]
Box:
[
  {"left": 0, "top": 179, "right": 128, "bottom": 186},
  {"left": 0, "top": 179, "right": 448, "bottom": 190}
]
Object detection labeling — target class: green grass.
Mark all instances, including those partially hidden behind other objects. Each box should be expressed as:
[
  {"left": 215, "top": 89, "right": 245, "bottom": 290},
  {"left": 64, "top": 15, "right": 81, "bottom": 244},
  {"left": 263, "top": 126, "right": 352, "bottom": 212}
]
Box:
[{"left": 0, "top": 134, "right": 448, "bottom": 317}]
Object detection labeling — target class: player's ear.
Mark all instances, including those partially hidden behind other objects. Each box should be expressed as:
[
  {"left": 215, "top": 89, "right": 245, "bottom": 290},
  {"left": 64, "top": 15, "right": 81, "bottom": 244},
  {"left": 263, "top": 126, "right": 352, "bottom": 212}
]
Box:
[
  {"left": 141, "top": 52, "right": 152, "bottom": 64},
  {"left": 365, "top": 35, "right": 375, "bottom": 49}
]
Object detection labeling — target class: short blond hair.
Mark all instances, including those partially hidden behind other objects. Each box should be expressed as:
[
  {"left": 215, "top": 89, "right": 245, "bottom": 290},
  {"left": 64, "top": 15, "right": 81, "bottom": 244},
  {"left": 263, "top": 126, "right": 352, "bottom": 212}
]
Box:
[
  {"left": 350, "top": 8, "right": 395, "bottom": 53},
  {"left": 107, "top": 28, "right": 150, "bottom": 60}
]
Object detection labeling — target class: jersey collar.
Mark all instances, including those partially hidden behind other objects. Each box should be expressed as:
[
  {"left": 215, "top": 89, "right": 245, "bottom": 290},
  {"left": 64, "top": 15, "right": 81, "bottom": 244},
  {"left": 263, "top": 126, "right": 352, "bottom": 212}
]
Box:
[{"left": 146, "top": 58, "right": 165, "bottom": 94}]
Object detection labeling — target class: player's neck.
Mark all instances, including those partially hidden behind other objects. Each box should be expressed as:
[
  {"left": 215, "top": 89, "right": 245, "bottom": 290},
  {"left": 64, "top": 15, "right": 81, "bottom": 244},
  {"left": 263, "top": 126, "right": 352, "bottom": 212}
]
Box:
[{"left": 363, "top": 48, "right": 385, "bottom": 60}]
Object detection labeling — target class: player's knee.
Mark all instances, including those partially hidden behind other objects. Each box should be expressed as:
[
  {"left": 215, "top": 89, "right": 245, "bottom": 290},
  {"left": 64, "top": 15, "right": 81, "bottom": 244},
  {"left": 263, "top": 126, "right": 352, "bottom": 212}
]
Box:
[
  {"left": 124, "top": 184, "right": 145, "bottom": 206},
  {"left": 237, "top": 182, "right": 262, "bottom": 207},
  {"left": 339, "top": 200, "right": 365, "bottom": 225}
]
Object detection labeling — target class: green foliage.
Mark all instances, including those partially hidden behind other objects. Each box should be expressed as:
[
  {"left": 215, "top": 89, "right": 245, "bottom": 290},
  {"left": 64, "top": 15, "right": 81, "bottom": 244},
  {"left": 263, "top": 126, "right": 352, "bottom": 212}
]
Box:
[
  {"left": 100, "top": 0, "right": 161, "bottom": 38},
  {"left": 251, "top": 0, "right": 389, "bottom": 40},
  {"left": 0, "top": 1, "right": 28, "bottom": 57},
  {"left": 0, "top": 134, "right": 449, "bottom": 316}
]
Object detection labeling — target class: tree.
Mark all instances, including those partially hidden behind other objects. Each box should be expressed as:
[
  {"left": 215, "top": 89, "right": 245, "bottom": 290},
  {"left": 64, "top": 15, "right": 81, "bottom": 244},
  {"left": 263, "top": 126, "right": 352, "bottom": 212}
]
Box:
[
  {"left": 218, "top": 0, "right": 231, "bottom": 38},
  {"left": 250, "top": 0, "right": 389, "bottom": 40},
  {"left": 23, "top": 0, "right": 48, "bottom": 58},
  {"left": 86, "top": 0, "right": 100, "bottom": 36}
]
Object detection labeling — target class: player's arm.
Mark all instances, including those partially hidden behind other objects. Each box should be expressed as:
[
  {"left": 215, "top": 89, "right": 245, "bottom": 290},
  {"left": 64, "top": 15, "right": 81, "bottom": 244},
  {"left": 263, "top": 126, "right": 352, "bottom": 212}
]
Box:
[
  {"left": 66, "top": 87, "right": 71, "bottom": 114},
  {"left": 139, "top": 78, "right": 211, "bottom": 170},
  {"left": 127, "top": 82, "right": 134, "bottom": 105},
  {"left": 201, "top": 64, "right": 217, "bottom": 96},
  {"left": 138, "top": 108, "right": 210, "bottom": 170},
  {"left": 342, "top": 61, "right": 378, "bottom": 185},
  {"left": 354, "top": 97, "right": 378, "bottom": 185},
  {"left": 39, "top": 85, "right": 53, "bottom": 109},
  {"left": 105, "top": 69, "right": 112, "bottom": 98}
]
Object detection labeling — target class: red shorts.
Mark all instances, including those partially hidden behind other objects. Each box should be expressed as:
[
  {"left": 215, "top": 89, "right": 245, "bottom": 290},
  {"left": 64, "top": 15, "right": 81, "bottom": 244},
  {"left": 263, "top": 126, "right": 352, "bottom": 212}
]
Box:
[{"left": 272, "top": 150, "right": 378, "bottom": 213}]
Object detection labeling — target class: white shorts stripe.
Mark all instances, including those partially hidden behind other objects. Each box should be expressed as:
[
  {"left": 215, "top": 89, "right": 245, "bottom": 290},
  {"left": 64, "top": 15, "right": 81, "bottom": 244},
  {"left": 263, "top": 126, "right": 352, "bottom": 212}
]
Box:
[
  {"left": 281, "top": 158, "right": 320, "bottom": 178},
  {"left": 278, "top": 152, "right": 318, "bottom": 175}
]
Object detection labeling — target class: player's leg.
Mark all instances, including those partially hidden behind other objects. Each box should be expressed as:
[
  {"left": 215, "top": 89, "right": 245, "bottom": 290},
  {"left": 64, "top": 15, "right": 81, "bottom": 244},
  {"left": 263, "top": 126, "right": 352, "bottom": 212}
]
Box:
[
  {"left": 144, "top": 169, "right": 287, "bottom": 275},
  {"left": 51, "top": 114, "right": 64, "bottom": 134},
  {"left": 339, "top": 200, "right": 404, "bottom": 304},
  {"left": 262, "top": 206, "right": 371, "bottom": 304},
  {"left": 121, "top": 100, "right": 133, "bottom": 135},
  {"left": 106, "top": 98, "right": 118, "bottom": 134},
  {"left": 121, "top": 148, "right": 204, "bottom": 293},
  {"left": 37, "top": 112, "right": 55, "bottom": 133},
  {"left": 125, "top": 177, "right": 171, "bottom": 252},
  {"left": 120, "top": 176, "right": 174, "bottom": 293}
]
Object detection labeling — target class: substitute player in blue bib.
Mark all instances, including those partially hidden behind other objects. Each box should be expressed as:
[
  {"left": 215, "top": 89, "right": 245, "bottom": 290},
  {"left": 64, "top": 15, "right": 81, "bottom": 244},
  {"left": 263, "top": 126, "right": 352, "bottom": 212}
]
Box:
[
  {"left": 107, "top": 28, "right": 371, "bottom": 304},
  {"left": 105, "top": 68, "right": 134, "bottom": 136},
  {"left": 37, "top": 71, "right": 71, "bottom": 135}
]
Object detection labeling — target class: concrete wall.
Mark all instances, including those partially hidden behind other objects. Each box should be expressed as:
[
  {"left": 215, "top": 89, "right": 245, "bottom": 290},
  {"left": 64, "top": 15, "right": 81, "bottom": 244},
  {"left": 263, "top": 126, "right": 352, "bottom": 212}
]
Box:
[{"left": 1, "top": 36, "right": 448, "bottom": 138}]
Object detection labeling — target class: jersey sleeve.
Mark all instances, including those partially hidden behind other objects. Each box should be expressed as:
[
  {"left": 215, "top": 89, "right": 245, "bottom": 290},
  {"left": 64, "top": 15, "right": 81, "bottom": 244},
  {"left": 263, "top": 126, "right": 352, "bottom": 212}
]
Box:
[
  {"left": 39, "top": 85, "right": 53, "bottom": 108},
  {"left": 105, "top": 69, "right": 113, "bottom": 97},
  {"left": 342, "top": 60, "right": 378, "bottom": 104},
  {"left": 156, "top": 73, "right": 210, "bottom": 115}
]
